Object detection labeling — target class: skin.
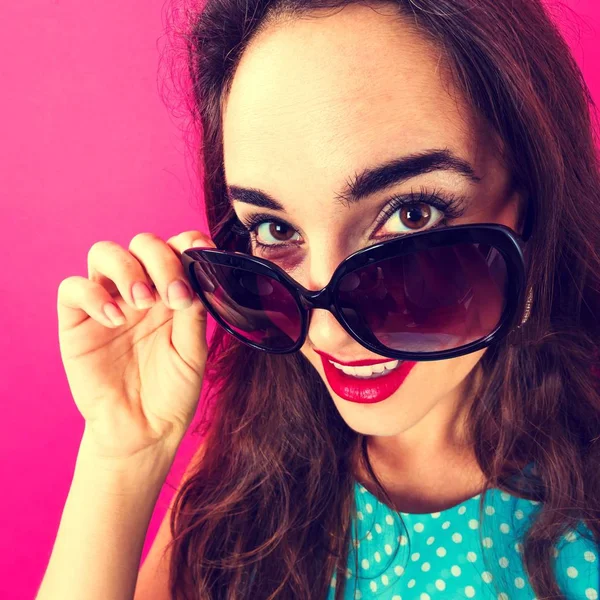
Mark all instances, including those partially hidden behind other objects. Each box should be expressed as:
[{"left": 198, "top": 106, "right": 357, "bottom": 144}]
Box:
[{"left": 221, "top": 3, "right": 524, "bottom": 512}]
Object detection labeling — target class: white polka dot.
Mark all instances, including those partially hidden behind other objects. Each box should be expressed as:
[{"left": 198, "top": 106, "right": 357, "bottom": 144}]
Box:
[
  {"left": 375, "top": 523, "right": 382, "bottom": 534},
  {"left": 458, "top": 506, "right": 467, "bottom": 515},
  {"left": 420, "top": 594, "right": 430, "bottom": 600},
  {"left": 365, "top": 503, "right": 373, "bottom": 513},
  {"left": 465, "top": 586, "right": 475, "bottom": 598},
  {"left": 451, "top": 565, "right": 461, "bottom": 576},
  {"left": 366, "top": 532, "right": 372, "bottom": 541},
  {"left": 426, "top": 536, "right": 435, "bottom": 545},
  {"left": 346, "top": 568, "right": 352, "bottom": 579},
  {"left": 565, "top": 531, "right": 577, "bottom": 542},
  {"left": 353, "top": 539, "right": 361, "bottom": 548},
  {"left": 411, "top": 552, "right": 420, "bottom": 561},
  {"left": 361, "top": 559, "right": 369, "bottom": 569},
  {"left": 355, "top": 591, "right": 362, "bottom": 600},
  {"left": 385, "top": 514, "right": 394, "bottom": 525},
  {"left": 436, "top": 547, "right": 447, "bottom": 557},
  {"left": 482, "top": 571, "right": 493, "bottom": 583},
  {"left": 467, "top": 552, "right": 477, "bottom": 562},
  {"left": 394, "top": 565, "right": 405, "bottom": 576},
  {"left": 384, "top": 543, "right": 393, "bottom": 555},
  {"left": 585, "top": 589, "right": 598, "bottom": 600},
  {"left": 381, "top": 574, "right": 389, "bottom": 586},
  {"left": 392, "top": 596, "right": 401, "bottom": 600},
  {"left": 483, "top": 537, "right": 493, "bottom": 548},
  {"left": 500, "top": 492, "right": 510, "bottom": 501},
  {"left": 485, "top": 505, "right": 495, "bottom": 515},
  {"left": 468, "top": 519, "right": 479, "bottom": 530},
  {"left": 500, "top": 523, "right": 510, "bottom": 534},
  {"left": 370, "top": 581, "right": 377, "bottom": 592},
  {"left": 399, "top": 534, "right": 408, "bottom": 545},
  {"left": 567, "top": 566, "right": 578, "bottom": 578},
  {"left": 498, "top": 593, "right": 509, "bottom": 600},
  {"left": 442, "top": 520, "right": 451, "bottom": 529},
  {"left": 584, "top": 551, "right": 597, "bottom": 562},
  {"left": 431, "top": 512, "right": 441, "bottom": 519},
  {"left": 422, "top": 562, "right": 431, "bottom": 572},
  {"left": 330, "top": 576, "right": 336, "bottom": 588},
  {"left": 514, "top": 509, "right": 524, "bottom": 520},
  {"left": 374, "top": 551, "right": 381, "bottom": 563},
  {"left": 414, "top": 522, "right": 425, "bottom": 532},
  {"left": 499, "top": 557, "right": 509, "bottom": 568},
  {"left": 515, "top": 542, "right": 523, "bottom": 553},
  {"left": 435, "top": 580, "right": 446, "bottom": 591},
  {"left": 408, "top": 579, "right": 416, "bottom": 588},
  {"left": 514, "top": 577, "right": 525, "bottom": 589},
  {"left": 357, "top": 511, "right": 364, "bottom": 520},
  {"left": 452, "top": 532, "right": 463, "bottom": 543}
]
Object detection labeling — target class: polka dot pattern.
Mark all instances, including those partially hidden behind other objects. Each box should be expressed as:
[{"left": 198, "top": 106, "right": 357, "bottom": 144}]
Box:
[{"left": 326, "top": 474, "right": 599, "bottom": 600}]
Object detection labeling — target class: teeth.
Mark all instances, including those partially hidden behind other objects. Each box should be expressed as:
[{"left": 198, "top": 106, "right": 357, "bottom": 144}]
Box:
[{"left": 329, "top": 359, "right": 400, "bottom": 378}]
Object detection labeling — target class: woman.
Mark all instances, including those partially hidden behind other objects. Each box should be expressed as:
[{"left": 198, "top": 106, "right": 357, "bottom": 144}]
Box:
[{"left": 39, "top": 0, "right": 600, "bottom": 599}]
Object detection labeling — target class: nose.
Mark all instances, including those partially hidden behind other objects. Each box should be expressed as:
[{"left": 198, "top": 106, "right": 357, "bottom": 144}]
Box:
[
  {"left": 302, "top": 245, "right": 368, "bottom": 357},
  {"left": 306, "top": 307, "right": 365, "bottom": 358}
]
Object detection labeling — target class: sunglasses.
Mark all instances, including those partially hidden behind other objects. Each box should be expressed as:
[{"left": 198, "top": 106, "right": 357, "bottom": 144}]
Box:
[{"left": 180, "top": 223, "right": 533, "bottom": 362}]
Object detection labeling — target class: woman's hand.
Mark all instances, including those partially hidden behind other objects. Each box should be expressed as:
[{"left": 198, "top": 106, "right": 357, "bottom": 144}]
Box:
[{"left": 57, "top": 231, "right": 216, "bottom": 460}]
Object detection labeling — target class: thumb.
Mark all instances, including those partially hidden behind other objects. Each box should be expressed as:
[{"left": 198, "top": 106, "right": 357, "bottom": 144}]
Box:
[{"left": 170, "top": 236, "right": 216, "bottom": 376}]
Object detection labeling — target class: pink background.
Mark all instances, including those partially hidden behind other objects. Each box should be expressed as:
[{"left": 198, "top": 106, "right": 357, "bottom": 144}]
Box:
[{"left": 1, "top": 1, "right": 598, "bottom": 598}]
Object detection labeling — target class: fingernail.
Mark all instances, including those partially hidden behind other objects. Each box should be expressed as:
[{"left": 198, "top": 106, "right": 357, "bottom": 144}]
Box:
[
  {"left": 103, "top": 302, "right": 126, "bottom": 326},
  {"left": 132, "top": 282, "right": 155, "bottom": 309},
  {"left": 168, "top": 280, "right": 193, "bottom": 309}
]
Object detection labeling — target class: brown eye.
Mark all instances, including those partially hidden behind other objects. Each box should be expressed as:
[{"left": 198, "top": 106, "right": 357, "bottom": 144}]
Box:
[
  {"left": 255, "top": 221, "right": 300, "bottom": 245},
  {"left": 400, "top": 203, "right": 432, "bottom": 229},
  {"left": 378, "top": 202, "right": 443, "bottom": 237}
]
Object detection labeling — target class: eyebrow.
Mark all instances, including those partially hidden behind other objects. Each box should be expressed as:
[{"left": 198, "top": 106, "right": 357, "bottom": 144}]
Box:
[{"left": 226, "top": 148, "right": 482, "bottom": 210}]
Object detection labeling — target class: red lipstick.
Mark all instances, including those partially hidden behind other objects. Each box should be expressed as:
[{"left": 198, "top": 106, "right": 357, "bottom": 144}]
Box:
[{"left": 315, "top": 350, "right": 417, "bottom": 404}]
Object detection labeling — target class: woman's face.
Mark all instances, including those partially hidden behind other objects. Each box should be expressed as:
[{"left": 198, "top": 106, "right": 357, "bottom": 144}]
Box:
[{"left": 222, "top": 4, "right": 523, "bottom": 442}]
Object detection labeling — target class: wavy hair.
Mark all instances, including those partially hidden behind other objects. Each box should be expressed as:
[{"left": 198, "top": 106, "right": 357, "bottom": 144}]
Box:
[{"left": 158, "top": 0, "right": 600, "bottom": 598}]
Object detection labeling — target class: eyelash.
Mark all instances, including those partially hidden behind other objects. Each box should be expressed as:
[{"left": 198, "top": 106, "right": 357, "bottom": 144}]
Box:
[{"left": 231, "top": 187, "right": 467, "bottom": 253}]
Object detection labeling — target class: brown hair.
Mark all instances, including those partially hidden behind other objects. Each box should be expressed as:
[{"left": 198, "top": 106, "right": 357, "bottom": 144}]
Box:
[{"left": 159, "top": 0, "right": 600, "bottom": 598}]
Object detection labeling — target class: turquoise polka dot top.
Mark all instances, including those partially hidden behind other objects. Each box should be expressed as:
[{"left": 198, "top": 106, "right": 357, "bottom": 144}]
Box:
[{"left": 327, "top": 480, "right": 599, "bottom": 600}]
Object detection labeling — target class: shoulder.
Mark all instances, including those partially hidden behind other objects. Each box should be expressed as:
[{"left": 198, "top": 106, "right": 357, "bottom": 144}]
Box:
[{"left": 553, "top": 522, "right": 599, "bottom": 599}]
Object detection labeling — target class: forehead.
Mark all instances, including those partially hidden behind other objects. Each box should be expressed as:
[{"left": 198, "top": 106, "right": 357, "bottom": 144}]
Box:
[{"left": 222, "top": 4, "right": 482, "bottom": 193}]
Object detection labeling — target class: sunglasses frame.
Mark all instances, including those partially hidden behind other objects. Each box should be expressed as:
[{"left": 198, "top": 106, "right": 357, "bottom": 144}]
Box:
[{"left": 181, "top": 223, "right": 529, "bottom": 362}]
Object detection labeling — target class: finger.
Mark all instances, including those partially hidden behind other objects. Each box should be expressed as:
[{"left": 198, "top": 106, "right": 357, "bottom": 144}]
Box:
[
  {"left": 57, "top": 275, "right": 127, "bottom": 331},
  {"left": 164, "top": 230, "right": 217, "bottom": 257},
  {"left": 87, "top": 239, "right": 165, "bottom": 312},
  {"left": 163, "top": 231, "right": 218, "bottom": 373},
  {"left": 127, "top": 232, "right": 207, "bottom": 311}
]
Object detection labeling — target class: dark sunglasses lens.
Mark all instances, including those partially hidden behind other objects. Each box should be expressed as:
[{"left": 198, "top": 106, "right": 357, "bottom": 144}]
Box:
[
  {"left": 337, "top": 243, "right": 508, "bottom": 353},
  {"left": 192, "top": 261, "right": 302, "bottom": 350}
]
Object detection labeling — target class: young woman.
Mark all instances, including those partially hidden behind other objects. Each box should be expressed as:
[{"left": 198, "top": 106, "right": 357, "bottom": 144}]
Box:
[{"left": 39, "top": 0, "right": 600, "bottom": 599}]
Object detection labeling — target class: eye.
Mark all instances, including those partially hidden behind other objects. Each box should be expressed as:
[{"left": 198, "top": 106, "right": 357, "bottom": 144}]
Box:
[
  {"left": 371, "top": 185, "right": 471, "bottom": 240},
  {"left": 255, "top": 221, "right": 301, "bottom": 245},
  {"left": 379, "top": 202, "right": 443, "bottom": 235}
]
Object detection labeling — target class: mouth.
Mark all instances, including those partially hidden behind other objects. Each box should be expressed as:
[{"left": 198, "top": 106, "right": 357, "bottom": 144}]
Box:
[
  {"left": 317, "top": 354, "right": 417, "bottom": 404},
  {"left": 327, "top": 357, "right": 402, "bottom": 379}
]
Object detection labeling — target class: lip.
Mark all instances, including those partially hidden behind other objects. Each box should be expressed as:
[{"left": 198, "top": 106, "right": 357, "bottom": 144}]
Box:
[
  {"left": 318, "top": 354, "right": 417, "bottom": 404},
  {"left": 313, "top": 349, "right": 395, "bottom": 367}
]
